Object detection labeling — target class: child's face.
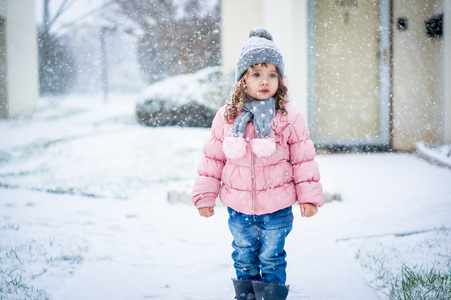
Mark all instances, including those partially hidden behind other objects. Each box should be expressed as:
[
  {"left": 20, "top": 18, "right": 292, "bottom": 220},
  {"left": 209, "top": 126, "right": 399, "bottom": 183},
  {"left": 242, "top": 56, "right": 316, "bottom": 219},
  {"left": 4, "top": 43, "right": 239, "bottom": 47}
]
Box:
[{"left": 245, "top": 63, "right": 279, "bottom": 100}]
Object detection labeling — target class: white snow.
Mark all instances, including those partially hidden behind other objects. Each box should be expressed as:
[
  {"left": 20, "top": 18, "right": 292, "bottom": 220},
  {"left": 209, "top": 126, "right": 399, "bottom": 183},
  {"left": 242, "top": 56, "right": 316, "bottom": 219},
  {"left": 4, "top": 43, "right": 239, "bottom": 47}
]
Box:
[
  {"left": 416, "top": 141, "right": 451, "bottom": 168},
  {"left": 1, "top": 93, "right": 450, "bottom": 299},
  {"left": 139, "top": 67, "right": 227, "bottom": 110}
]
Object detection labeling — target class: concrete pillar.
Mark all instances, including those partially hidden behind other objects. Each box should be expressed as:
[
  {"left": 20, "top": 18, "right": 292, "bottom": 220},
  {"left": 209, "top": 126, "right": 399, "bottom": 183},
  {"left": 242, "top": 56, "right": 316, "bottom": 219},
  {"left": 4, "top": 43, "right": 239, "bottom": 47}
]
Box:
[
  {"left": 264, "top": 0, "right": 308, "bottom": 117},
  {"left": 0, "top": 0, "right": 39, "bottom": 118},
  {"left": 221, "top": 0, "right": 264, "bottom": 77}
]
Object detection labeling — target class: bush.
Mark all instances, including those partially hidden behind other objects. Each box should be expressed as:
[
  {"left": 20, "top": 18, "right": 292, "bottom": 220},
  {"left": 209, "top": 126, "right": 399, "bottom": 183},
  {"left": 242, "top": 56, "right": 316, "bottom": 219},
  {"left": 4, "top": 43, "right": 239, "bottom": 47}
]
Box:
[
  {"left": 136, "top": 67, "right": 232, "bottom": 128},
  {"left": 136, "top": 100, "right": 216, "bottom": 128}
]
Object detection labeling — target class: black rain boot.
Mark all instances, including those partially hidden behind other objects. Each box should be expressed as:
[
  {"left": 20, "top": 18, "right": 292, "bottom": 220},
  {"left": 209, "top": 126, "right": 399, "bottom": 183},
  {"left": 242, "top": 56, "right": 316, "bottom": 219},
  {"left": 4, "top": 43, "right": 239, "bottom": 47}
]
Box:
[
  {"left": 232, "top": 278, "right": 256, "bottom": 300},
  {"left": 252, "top": 281, "right": 289, "bottom": 300}
]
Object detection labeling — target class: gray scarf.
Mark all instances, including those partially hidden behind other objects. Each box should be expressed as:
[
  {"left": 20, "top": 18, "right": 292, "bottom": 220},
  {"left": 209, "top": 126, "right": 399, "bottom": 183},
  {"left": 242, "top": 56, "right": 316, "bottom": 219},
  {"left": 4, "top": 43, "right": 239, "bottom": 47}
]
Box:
[{"left": 232, "top": 96, "right": 275, "bottom": 138}]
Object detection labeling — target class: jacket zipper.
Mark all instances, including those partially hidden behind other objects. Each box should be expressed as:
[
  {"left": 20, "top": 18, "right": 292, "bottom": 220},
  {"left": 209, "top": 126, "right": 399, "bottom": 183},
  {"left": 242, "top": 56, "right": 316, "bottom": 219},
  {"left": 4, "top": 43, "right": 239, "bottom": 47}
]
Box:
[{"left": 251, "top": 124, "right": 256, "bottom": 213}]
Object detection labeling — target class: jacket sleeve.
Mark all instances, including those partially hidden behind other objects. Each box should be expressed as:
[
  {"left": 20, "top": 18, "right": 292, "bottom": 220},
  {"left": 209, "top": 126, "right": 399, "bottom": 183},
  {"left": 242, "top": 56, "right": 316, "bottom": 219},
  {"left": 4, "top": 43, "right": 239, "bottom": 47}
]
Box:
[
  {"left": 287, "top": 110, "right": 324, "bottom": 207},
  {"left": 191, "top": 107, "right": 226, "bottom": 208}
]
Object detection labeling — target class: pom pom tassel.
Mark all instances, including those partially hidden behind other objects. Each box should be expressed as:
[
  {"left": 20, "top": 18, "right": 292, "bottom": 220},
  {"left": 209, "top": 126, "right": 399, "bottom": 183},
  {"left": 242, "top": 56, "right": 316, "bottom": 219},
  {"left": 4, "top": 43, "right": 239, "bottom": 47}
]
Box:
[
  {"left": 223, "top": 137, "right": 247, "bottom": 159},
  {"left": 251, "top": 138, "right": 276, "bottom": 158}
]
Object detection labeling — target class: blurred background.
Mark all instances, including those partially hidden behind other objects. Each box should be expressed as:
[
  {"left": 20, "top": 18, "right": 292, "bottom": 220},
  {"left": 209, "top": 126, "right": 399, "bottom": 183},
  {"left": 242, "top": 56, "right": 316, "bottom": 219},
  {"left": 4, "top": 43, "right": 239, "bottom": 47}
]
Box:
[{"left": 1, "top": 0, "right": 450, "bottom": 152}]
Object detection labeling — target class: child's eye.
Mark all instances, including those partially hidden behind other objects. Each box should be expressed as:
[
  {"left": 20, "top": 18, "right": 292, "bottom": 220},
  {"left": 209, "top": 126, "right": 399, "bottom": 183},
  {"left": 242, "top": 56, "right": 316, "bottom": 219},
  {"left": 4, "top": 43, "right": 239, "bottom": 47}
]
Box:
[
  {"left": 252, "top": 73, "right": 260, "bottom": 77},
  {"left": 270, "top": 74, "right": 277, "bottom": 78}
]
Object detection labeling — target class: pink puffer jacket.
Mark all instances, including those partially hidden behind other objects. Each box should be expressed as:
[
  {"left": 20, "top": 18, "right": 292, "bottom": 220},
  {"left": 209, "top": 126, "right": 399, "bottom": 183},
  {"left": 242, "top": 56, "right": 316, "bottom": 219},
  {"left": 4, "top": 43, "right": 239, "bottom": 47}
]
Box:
[{"left": 191, "top": 104, "right": 323, "bottom": 215}]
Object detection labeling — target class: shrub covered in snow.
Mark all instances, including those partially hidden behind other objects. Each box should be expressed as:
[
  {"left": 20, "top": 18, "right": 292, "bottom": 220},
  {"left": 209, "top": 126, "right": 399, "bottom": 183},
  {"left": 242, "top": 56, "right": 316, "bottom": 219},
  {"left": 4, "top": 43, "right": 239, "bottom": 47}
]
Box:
[{"left": 136, "top": 67, "right": 232, "bottom": 128}]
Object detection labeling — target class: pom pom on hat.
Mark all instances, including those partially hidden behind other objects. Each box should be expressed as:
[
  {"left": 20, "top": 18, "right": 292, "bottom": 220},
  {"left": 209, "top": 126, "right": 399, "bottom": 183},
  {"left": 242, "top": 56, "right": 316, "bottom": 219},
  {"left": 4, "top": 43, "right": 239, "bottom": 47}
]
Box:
[
  {"left": 249, "top": 27, "right": 273, "bottom": 40},
  {"left": 235, "top": 27, "right": 284, "bottom": 82}
]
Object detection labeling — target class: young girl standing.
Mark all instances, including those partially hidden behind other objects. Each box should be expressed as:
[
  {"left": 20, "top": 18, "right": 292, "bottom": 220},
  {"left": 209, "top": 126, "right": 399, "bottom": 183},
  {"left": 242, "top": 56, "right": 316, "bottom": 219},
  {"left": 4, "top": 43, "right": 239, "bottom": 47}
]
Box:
[{"left": 192, "top": 27, "right": 323, "bottom": 300}]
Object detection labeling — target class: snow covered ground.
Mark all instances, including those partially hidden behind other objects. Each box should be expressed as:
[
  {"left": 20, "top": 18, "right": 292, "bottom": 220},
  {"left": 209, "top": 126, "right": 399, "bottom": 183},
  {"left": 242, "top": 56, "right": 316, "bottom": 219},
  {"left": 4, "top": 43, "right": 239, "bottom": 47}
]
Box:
[
  {"left": 1, "top": 94, "right": 450, "bottom": 299},
  {"left": 416, "top": 141, "right": 451, "bottom": 168}
]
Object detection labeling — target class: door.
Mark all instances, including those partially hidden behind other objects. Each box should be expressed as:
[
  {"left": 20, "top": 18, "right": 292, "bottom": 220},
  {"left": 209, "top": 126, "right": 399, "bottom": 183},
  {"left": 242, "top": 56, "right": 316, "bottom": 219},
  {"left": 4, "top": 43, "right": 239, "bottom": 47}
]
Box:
[{"left": 308, "top": 0, "right": 391, "bottom": 149}]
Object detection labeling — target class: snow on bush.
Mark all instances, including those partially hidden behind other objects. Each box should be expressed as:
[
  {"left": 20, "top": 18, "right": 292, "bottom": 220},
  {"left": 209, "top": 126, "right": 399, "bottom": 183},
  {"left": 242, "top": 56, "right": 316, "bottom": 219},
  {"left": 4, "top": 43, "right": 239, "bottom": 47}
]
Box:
[{"left": 136, "top": 67, "right": 232, "bottom": 127}]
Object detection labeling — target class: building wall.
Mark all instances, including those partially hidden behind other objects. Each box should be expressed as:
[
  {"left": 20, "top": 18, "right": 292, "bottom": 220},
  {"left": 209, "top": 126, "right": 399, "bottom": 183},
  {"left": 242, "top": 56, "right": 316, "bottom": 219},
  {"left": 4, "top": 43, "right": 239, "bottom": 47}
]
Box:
[
  {"left": 445, "top": 0, "right": 451, "bottom": 143},
  {"left": 391, "top": 0, "right": 444, "bottom": 151},
  {"left": 221, "top": 0, "right": 264, "bottom": 78},
  {"left": 263, "top": 0, "right": 308, "bottom": 116},
  {"left": 0, "top": 0, "right": 38, "bottom": 118}
]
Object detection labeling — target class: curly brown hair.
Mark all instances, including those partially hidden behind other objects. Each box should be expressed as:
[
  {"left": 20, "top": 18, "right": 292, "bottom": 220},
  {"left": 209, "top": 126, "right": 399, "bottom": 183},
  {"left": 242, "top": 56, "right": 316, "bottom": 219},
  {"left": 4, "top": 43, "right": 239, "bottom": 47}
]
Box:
[{"left": 224, "top": 64, "right": 288, "bottom": 124}]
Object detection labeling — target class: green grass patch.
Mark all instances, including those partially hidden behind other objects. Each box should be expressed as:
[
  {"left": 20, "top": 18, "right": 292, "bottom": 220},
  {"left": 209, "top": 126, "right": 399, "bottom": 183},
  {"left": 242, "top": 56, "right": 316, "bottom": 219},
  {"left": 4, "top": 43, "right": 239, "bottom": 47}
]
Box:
[
  {"left": 342, "top": 227, "right": 451, "bottom": 299},
  {"left": 387, "top": 265, "right": 451, "bottom": 300},
  {"left": 0, "top": 222, "right": 88, "bottom": 299}
]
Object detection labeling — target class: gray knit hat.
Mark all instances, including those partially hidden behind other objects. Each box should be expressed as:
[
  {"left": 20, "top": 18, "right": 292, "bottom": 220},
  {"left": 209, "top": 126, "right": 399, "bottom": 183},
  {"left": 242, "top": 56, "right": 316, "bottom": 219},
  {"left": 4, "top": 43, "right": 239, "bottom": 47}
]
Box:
[{"left": 235, "top": 27, "right": 284, "bottom": 82}]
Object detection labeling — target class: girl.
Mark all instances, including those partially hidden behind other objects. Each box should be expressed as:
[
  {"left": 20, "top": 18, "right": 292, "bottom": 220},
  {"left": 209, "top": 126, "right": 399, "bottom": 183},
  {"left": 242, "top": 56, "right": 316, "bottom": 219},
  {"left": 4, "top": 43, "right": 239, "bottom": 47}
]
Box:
[{"left": 191, "top": 27, "right": 323, "bottom": 300}]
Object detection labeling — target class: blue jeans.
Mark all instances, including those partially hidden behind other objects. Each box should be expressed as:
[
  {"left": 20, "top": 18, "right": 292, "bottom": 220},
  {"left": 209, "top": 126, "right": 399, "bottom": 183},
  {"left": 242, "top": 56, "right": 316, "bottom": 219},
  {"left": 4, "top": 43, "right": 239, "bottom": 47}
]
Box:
[{"left": 227, "top": 206, "right": 293, "bottom": 285}]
